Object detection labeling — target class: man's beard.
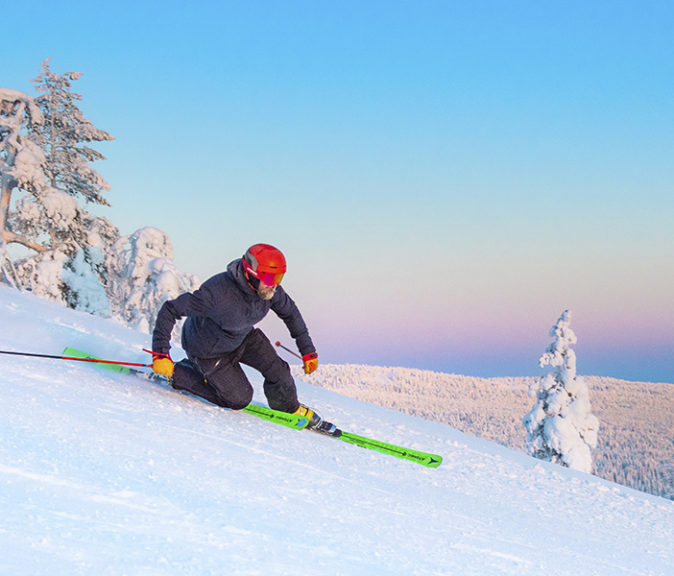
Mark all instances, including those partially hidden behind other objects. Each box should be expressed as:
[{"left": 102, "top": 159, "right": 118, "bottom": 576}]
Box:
[{"left": 257, "top": 284, "right": 276, "bottom": 300}]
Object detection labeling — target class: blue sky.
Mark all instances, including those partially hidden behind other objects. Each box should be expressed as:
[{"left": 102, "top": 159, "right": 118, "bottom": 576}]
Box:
[{"left": 4, "top": 1, "right": 673, "bottom": 382}]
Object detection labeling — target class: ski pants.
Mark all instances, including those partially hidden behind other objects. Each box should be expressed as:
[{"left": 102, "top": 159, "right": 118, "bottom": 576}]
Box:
[{"left": 171, "top": 328, "right": 300, "bottom": 413}]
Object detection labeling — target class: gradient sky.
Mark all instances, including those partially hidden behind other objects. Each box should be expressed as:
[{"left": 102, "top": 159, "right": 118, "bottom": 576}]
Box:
[{"left": 4, "top": 1, "right": 673, "bottom": 382}]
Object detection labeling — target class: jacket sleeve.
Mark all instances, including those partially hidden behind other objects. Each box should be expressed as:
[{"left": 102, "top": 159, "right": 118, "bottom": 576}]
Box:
[
  {"left": 271, "top": 288, "right": 316, "bottom": 356},
  {"left": 152, "top": 287, "right": 215, "bottom": 356}
]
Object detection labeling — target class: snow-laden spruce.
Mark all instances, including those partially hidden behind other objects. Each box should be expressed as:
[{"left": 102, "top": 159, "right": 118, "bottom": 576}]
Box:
[
  {"left": 1, "top": 61, "right": 196, "bottom": 334},
  {"left": 0, "top": 60, "right": 116, "bottom": 296},
  {"left": 30, "top": 58, "right": 114, "bottom": 206},
  {"left": 523, "top": 310, "right": 599, "bottom": 473}
]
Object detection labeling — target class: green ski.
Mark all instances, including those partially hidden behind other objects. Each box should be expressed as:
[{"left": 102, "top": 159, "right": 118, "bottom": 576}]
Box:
[{"left": 336, "top": 430, "right": 443, "bottom": 468}]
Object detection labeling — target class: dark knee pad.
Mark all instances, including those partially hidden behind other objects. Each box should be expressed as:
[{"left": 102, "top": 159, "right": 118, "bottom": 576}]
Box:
[{"left": 219, "top": 386, "right": 254, "bottom": 411}]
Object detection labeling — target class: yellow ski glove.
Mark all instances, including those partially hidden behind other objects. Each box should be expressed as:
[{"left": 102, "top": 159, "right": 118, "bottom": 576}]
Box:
[
  {"left": 152, "top": 356, "right": 174, "bottom": 379},
  {"left": 302, "top": 352, "right": 318, "bottom": 375}
]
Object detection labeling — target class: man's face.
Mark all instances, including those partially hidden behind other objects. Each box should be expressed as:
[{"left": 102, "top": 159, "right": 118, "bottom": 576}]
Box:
[{"left": 257, "top": 283, "right": 277, "bottom": 300}]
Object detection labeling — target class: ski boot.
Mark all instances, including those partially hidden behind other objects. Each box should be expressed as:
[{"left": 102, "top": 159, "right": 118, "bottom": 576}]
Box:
[
  {"left": 293, "top": 404, "right": 322, "bottom": 428},
  {"left": 294, "top": 404, "right": 341, "bottom": 437}
]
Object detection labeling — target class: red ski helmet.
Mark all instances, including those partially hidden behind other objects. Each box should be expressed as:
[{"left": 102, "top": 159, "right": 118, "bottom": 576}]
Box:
[{"left": 242, "top": 243, "right": 286, "bottom": 286}]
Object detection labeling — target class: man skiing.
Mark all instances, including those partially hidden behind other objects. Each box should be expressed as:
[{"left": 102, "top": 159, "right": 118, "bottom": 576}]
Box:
[{"left": 150, "top": 243, "right": 322, "bottom": 427}]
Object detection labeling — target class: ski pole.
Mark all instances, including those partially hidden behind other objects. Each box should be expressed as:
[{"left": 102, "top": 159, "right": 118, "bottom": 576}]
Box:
[
  {"left": 0, "top": 349, "right": 152, "bottom": 368},
  {"left": 275, "top": 341, "right": 302, "bottom": 360}
]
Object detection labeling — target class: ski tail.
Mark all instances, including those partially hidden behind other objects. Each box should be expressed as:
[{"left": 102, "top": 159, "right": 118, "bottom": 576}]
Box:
[{"left": 62, "top": 347, "right": 134, "bottom": 375}]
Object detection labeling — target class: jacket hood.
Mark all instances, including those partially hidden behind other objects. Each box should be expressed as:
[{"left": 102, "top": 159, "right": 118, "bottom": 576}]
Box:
[{"left": 227, "top": 258, "right": 255, "bottom": 295}]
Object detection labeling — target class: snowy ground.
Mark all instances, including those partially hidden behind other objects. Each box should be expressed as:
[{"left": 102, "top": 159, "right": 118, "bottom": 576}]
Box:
[{"left": 1, "top": 286, "right": 672, "bottom": 576}]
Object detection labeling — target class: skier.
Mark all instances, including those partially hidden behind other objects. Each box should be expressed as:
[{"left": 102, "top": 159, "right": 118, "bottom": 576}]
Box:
[{"left": 150, "top": 243, "right": 322, "bottom": 427}]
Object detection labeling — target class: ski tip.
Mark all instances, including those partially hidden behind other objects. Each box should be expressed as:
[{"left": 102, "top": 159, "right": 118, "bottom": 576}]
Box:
[{"left": 426, "top": 455, "right": 443, "bottom": 468}]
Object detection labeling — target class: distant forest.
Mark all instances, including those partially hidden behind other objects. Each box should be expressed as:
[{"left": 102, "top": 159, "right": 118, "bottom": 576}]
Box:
[{"left": 293, "top": 365, "right": 673, "bottom": 501}]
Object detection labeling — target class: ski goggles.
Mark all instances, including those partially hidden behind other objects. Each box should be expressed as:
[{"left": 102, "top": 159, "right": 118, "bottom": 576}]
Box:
[{"left": 257, "top": 271, "right": 285, "bottom": 286}]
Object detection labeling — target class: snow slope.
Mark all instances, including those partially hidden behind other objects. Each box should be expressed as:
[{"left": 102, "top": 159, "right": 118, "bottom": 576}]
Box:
[{"left": 1, "top": 286, "right": 672, "bottom": 576}]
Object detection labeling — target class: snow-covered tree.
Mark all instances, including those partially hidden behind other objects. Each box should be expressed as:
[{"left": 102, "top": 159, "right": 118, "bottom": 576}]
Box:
[
  {"left": 2, "top": 63, "right": 198, "bottom": 335},
  {"left": 30, "top": 58, "right": 114, "bottom": 207},
  {"left": 60, "top": 213, "right": 121, "bottom": 316},
  {"left": 0, "top": 88, "right": 50, "bottom": 286},
  {"left": 1, "top": 60, "right": 117, "bottom": 310},
  {"left": 523, "top": 310, "right": 599, "bottom": 473},
  {"left": 109, "top": 227, "right": 199, "bottom": 335}
]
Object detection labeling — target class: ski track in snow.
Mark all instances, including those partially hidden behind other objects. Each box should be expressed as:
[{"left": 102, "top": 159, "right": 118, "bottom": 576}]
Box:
[{"left": 1, "top": 286, "right": 672, "bottom": 576}]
